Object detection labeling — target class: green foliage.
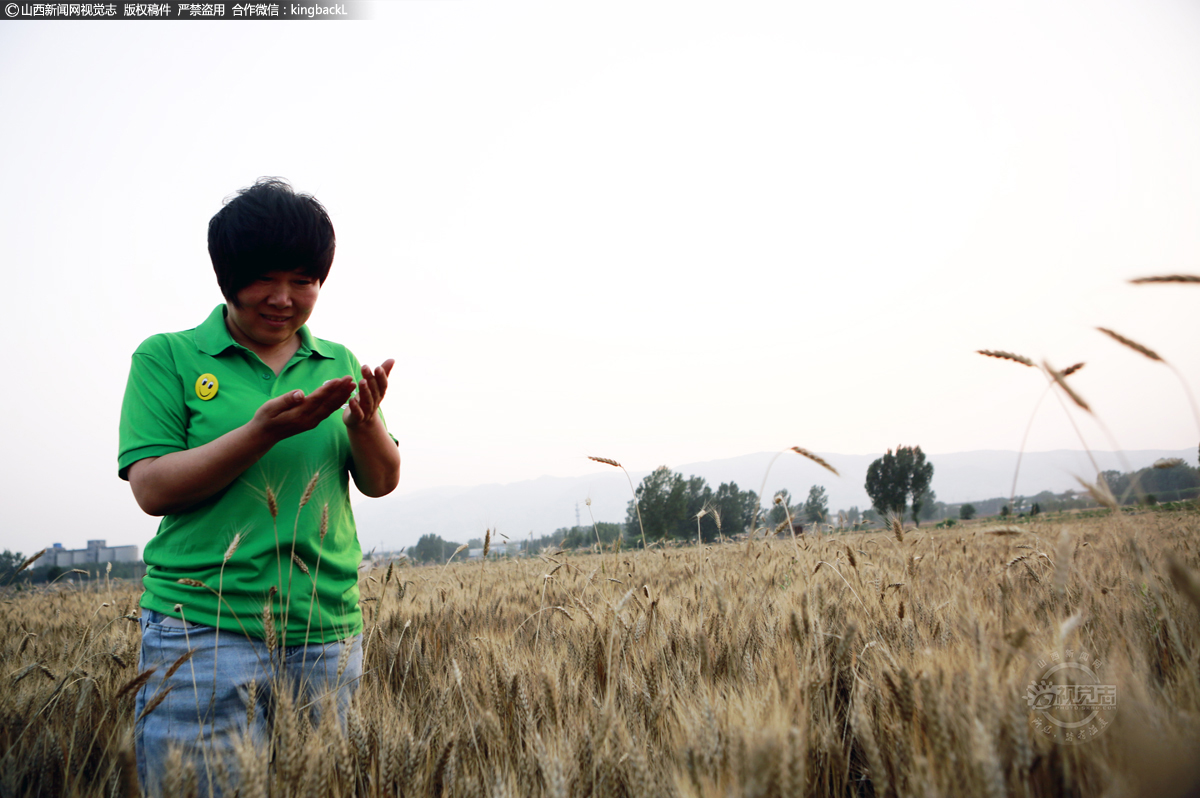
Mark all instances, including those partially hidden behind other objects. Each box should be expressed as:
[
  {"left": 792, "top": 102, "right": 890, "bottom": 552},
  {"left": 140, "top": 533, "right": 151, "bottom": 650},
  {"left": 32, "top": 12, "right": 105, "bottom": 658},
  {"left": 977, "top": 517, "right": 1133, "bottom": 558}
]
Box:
[
  {"left": 709, "top": 481, "right": 759, "bottom": 541},
  {"left": 551, "top": 523, "right": 624, "bottom": 550},
  {"left": 627, "top": 466, "right": 687, "bottom": 544},
  {"left": 865, "top": 445, "right": 935, "bottom": 525},
  {"left": 0, "top": 550, "right": 23, "bottom": 584},
  {"left": 409, "top": 534, "right": 463, "bottom": 564},
  {"left": 960, "top": 503, "right": 977, "bottom": 521},
  {"left": 626, "top": 468, "right": 757, "bottom": 544},
  {"left": 865, "top": 449, "right": 908, "bottom": 519},
  {"left": 803, "top": 485, "right": 829, "bottom": 525},
  {"left": 1102, "top": 463, "right": 1200, "bottom": 505},
  {"left": 767, "top": 489, "right": 793, "bottom": 526},
  {"left": 935, "top": 517, "right": 957, "bottom": 529},
  {"left": 917, "top": 489, "right": 941, "bottom": 521},
  {"left": 908, "top": 448, "right": 934, "bottom": 526},
  {"left": 1000, "top": 505, "right": 1010, "bottom": 518}
]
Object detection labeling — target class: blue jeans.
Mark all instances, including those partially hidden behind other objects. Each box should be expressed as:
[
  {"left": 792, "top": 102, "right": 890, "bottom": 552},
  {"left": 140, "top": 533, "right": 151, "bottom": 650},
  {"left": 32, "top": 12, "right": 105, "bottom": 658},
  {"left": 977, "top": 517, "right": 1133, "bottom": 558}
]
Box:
[{"left": 134, "top": 609, "right": 363, "bottom": 797}]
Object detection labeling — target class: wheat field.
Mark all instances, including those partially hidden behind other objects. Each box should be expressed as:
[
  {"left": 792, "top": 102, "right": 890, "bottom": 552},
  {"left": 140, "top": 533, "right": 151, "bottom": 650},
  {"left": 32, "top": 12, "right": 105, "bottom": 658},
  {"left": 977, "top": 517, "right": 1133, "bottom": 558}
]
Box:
[{"left": 3, "top": 511, "right": 1200, "bottom": 797}]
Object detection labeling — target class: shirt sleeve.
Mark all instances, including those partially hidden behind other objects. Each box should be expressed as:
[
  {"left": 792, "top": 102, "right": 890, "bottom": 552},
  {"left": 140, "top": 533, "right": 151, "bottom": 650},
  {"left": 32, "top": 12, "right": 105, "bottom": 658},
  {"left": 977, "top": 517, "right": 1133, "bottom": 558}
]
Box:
[{"left": 118, "top": 345, "right": 188, "bottom": 481}]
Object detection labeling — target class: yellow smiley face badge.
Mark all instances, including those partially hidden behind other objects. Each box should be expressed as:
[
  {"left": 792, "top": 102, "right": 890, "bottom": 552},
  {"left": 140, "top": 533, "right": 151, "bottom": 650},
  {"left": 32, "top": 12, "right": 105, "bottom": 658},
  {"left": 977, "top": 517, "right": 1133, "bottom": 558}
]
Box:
[{"left": 195, "top": 374, "right": 219, "bottom": 401}]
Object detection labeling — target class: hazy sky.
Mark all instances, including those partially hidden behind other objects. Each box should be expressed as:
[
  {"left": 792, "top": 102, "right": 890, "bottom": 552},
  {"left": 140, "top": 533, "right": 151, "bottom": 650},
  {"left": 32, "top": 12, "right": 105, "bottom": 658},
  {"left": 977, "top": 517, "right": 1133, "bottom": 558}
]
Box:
[{"left": 2, "top": 0, "right": 1200, "bottom": 554}]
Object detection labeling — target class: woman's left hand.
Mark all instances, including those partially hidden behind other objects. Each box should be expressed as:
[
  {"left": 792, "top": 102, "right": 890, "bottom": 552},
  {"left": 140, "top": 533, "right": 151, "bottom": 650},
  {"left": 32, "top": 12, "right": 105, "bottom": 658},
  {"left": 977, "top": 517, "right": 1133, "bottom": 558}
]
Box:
[{"left": 343, "top": 359, "right": 395, "bottom": 428}]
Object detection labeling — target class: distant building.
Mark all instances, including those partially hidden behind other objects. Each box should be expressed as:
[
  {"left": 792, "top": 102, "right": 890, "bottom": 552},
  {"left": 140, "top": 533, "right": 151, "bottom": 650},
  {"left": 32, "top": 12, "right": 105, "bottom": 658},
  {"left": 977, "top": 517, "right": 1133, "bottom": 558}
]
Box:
[
  {"left": 49, "top": 540, "right": 138, "bottom": 567},
  {"left": 467, "top": 542, "right": 519, "bottom": 559}
]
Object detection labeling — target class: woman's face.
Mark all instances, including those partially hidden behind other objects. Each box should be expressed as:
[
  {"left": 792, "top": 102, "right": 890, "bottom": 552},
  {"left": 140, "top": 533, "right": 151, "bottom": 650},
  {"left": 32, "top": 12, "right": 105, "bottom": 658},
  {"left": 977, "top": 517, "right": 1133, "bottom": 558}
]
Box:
[{"left": 225, "top": 270, "right": 321, "bottom": 350}]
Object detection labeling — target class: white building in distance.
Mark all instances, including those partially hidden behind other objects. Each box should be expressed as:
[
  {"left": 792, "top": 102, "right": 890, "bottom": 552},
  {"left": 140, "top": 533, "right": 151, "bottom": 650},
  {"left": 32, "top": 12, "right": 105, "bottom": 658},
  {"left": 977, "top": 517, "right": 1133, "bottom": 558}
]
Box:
[{"left": 49, "top": 540, "right": 138, "bottom": 567}]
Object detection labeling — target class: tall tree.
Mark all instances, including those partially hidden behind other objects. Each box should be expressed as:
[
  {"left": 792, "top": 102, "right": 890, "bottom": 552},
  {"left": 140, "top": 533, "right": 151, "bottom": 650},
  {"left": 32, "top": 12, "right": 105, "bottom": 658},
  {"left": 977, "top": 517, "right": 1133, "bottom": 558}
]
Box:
[
  {"left": 909, "top": 448, "right": 934, "bottom": 526},
  {"left": 684, "top": 475, "right": 716, "bottom": 540},
  {"left": 711, "top": 482, "right": 757, "bottom": 539},
  {"left": 865, "top": 445, "right": 935, "bottom": 525},
  {"left": 409, "top": 534, "right": 462, "bottom": 564},
  {"left": 0, "top": 549, "right": 24, "bottom": 584},
  {"left": 626, "top": 466, "right": 687, "bottom": 544},
  {"left": 917, "top": 489, "right": 939, "bottom": 522},
  {"left": 865, "top": 448, "right": 909, "bottom": 520},
  {"left": 767, "top": 488, "right": 794, "bottom": 526},
  {"left": 803, "top": 485, "right": 829, "bottom": 525}
]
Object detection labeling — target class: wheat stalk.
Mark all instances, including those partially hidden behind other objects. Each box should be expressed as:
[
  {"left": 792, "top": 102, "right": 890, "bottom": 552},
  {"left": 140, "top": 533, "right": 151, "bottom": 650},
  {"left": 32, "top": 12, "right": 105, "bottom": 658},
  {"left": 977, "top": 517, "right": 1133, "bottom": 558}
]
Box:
[
  {"left": 162, "top": 649, "right": 195, "bottom": 681},
  {"left": 590, "top": 456, "right": 647, "bottom": 550},
  {"left": 1096, "top": 328, "right": 1200, "bottom": 439},
  {"left": 752, "top": 446, "right": 838, "bottom": 539},
  {"left": 1129, "top": 274, "right": 1200, "bottom": 284},
  {"left": 4, "top": 548, "right": 47, "bottom": 585},
  {"left": 302, "top": 503, "right": 331, "bottom": 666},
  {"left": 298, "top": 470, "right": 320, "bottom": 510},
  {"left": 790, "top": 446, "right": 839, "bottom": 476},
  {"left": 115, "top": 668, "right": 156, "bottom": 701},
  {"left": 1166, "top": 553, "right": 1200, "bottom": 612},
  {"left": 263, "top": 586, "right": 278, "bottom": 660},
  {"left": 1043, "top": 360, "right": 1091, "bottom": 413},
  {"left": 283, "top": 470, "right": 321, "bottom": 651},
  {"left": 290, "top": 552, "right": 310, "bottom": 576},
  {"left": 1097, "top": 327, "right": 1163, "bottom": 362},
  {"left": 1074, "top": 475, "right": 1118, "bottom": 511},
  {"left": 135, "top": 686, "right": 173, "bottom": 722},
  {"left": 976, "top": 350, "right": 1035, "bottom": 367},
  {"left": 213, "top": 530, "right": 243, "bottom": 698}
]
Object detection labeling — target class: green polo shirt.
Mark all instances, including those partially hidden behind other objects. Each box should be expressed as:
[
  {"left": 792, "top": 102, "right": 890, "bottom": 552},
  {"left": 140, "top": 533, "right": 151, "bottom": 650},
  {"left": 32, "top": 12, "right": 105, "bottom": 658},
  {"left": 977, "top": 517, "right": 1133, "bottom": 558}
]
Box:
[{"left": 119, "top": 304, "right": 392, "bottom": 644}]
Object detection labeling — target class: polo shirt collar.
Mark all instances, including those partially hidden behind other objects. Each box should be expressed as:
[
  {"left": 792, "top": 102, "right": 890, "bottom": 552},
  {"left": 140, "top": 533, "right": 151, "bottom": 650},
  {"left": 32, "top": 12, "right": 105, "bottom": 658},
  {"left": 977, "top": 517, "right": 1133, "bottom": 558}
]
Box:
[
  {"left": 295, "top": 321, "right": 331, "bottom": 358},
  {"left": 194, "top": 304, "right": 332, "bottom": 359}
]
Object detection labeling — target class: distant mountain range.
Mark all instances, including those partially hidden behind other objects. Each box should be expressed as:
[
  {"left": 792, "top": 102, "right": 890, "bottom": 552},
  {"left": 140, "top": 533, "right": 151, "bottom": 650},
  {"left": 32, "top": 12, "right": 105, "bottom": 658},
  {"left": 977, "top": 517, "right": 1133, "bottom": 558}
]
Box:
[{"left": 352, "top": 448, "right": 1195, "bottom": 551}]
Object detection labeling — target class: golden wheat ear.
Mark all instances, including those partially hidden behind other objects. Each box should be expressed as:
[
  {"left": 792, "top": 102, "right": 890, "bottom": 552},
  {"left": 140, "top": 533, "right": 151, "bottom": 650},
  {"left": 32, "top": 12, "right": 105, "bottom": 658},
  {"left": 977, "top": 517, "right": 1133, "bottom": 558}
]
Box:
[
  {"left": 790, "top": 447, "right": 839, "bottom": 476},
  {"left": 1096, "top": 327, "right": 1164, "bottom": 362},
  {"left": 1043, "top": 360, "right": 1092, "bottom": 413},
  {"left": 589, "top": 455, "right": 648, "bottom": 550},
  {"left": 1129, "top": 274, "right": 1200, "bottom": 284},
  {"left": 976, "top": 350, "right": 1034, "bottom": 367}
]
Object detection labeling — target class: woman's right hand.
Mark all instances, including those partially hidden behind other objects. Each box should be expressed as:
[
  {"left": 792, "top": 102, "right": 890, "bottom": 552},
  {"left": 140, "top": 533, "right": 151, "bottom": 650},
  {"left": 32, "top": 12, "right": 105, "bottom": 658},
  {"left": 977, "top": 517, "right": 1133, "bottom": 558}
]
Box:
[{"left": 251, "top": 376, "right": 357, "bottom": 443}]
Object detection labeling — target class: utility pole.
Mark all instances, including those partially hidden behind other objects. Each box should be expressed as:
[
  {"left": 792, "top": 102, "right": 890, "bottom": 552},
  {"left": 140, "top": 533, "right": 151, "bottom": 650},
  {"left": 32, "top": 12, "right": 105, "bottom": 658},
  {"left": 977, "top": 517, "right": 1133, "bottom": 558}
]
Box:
[{"left": 576, "top": 501, "right": 581, "bottom": 530}]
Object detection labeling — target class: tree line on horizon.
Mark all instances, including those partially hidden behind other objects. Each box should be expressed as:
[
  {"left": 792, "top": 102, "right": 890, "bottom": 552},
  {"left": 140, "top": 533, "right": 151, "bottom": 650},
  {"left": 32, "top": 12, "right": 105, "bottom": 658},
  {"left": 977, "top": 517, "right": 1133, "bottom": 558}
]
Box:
[{"left": 391, "top": 452, "right": 1200, "bottom": 562}]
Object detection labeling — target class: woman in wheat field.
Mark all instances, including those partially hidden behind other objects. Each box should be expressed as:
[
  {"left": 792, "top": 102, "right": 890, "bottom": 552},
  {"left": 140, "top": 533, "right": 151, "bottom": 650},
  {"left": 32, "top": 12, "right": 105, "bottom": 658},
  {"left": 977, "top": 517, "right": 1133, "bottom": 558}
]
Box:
[{"left": 117, "top": 178, "right": 400, "bottom": 795}]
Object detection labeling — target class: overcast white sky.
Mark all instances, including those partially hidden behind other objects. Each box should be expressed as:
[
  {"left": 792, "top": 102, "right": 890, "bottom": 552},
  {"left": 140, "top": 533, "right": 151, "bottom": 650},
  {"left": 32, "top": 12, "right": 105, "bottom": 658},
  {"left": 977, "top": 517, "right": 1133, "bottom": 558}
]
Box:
[{"left": 2, "top": 0, "right": 1200, "bottom": 554}]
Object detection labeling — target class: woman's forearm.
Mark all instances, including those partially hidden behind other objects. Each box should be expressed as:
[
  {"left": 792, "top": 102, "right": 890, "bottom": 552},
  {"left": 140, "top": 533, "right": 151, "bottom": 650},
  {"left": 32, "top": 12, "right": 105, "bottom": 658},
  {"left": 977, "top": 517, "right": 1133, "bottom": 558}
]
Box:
[
  {"left": 127, "top": 422, "right": 277, "bottom": 516},
  {"left": 127, "top": 379, "right": 358, "bottom": 516},
  {"left": 347, "top": 416, "right": 401, "bottom": 498}
]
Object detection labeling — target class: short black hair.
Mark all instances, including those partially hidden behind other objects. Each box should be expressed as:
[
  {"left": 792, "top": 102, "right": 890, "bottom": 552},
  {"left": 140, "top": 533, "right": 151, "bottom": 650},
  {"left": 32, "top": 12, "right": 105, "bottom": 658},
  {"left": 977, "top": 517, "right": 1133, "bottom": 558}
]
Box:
[{"left": 208, "top": 177, "right": 336, "bottom": 304}]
